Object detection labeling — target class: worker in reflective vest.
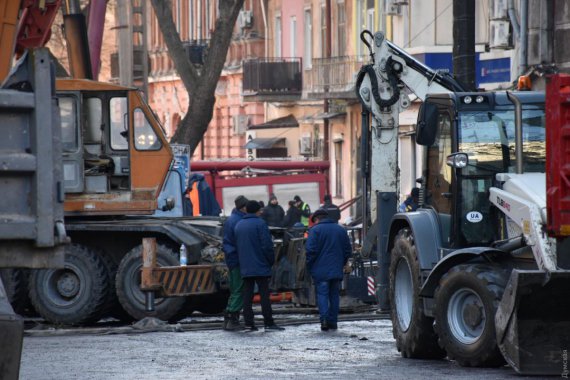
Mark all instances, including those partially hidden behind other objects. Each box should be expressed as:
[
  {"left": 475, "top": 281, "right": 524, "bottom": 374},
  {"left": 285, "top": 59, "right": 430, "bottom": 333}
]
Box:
[{"left": 294, "top": 195, "right": 311, "bottom": 227}]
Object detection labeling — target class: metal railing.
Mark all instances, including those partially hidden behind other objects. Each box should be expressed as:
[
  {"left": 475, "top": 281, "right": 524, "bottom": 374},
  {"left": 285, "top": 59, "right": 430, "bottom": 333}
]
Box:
[
  {"left": 243, "top": 58, "right": 302, "bottom": 95},
  {"left": 306, "top": 55, "right": 369, "bottom": 95}
]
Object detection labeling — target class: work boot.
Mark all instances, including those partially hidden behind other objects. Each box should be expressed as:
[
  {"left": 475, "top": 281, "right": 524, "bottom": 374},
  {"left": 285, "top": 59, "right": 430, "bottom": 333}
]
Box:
[
  {"left": 244, "top": 325, "right": 259, "bottom": 332},
  {"left": 327, "top": 322, "right": 338, "bottom": 330},
  {"left": 226, "top": 311, "right": 242, "bottom": 331},
  {"left": 265, "top": 324, "right": 285, "bottom": 331},
  {"left": 222, "top": 311, "right": 231, "bottom": 330},
  {"left": 320, "top": 320, "right": 329, "bottom": 331}
]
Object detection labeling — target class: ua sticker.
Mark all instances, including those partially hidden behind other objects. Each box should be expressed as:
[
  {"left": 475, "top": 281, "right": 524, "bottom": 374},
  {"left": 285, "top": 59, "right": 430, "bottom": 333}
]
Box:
[{"left": 466, "top": 211, "right": 483, "bottom": 223}]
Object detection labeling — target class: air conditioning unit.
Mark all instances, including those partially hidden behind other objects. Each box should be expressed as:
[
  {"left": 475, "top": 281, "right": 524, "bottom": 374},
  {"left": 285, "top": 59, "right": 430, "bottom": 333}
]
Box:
[
  {"left": 489, "top": 20, "right": 511, "bottom": 49},
  {"left": 490, "top": 0, "right": 508, "bottom": 20},
  {"left": 239, "top": 10, "right": 253, "bottom": 29},
  {"left": 233, "top": 114, "right": 249, "bottom": 135},
  {"left": 300, "top": 133, "right": 313, "bottom": 155},
  {"left": 385, "top": 0, "right": 403, "bottom": 16}
]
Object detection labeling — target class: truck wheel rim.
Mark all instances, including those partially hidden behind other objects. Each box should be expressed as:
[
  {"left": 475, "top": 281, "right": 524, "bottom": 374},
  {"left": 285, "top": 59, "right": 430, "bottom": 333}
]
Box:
[
  {"left": 394, "top": 258, "right": 413, "bottom": 331},
  {"left": 44, "top": 266, "right": 84, "bottom": 307},
  {"left": 447, "top": 288, "right": 485, "bottom": 345}
]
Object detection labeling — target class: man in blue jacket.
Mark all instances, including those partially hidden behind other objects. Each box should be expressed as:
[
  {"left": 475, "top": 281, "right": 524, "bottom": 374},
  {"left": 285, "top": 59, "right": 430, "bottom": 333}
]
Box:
[
  {"left": 235, "top": 200, "right": 285, "bottom": 332},
  {"left": 222, "top": 195, "right": 248, "bottom": 331},
  {"left": 305, "top": 209, "right": 352, "bottom": 331}
]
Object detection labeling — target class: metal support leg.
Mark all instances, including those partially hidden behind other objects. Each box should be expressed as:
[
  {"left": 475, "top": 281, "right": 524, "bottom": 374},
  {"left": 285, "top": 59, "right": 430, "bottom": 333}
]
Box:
[{"left": 142, "top": 238, "right": 157, "bottom": 312}]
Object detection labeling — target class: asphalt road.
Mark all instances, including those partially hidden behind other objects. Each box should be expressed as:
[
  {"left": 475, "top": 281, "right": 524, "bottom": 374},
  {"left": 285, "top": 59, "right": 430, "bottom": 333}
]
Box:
[{"left": 19, "top": 318, "right": 530, "bottom": 380}]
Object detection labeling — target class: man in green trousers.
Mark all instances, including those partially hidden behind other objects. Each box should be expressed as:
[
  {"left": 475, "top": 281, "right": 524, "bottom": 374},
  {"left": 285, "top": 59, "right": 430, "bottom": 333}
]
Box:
[{"left": 222, "top": 195, "right": 248, "bottom": 330}]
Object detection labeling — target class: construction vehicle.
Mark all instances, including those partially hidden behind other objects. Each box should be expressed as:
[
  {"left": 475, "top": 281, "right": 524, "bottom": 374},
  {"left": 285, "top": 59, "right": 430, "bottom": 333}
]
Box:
[
  {"left": 356, "top": 30, "right": 570, "bottom": 375},
  {"left": 0, "top": 0, "right": 231, "bottom": 327}
]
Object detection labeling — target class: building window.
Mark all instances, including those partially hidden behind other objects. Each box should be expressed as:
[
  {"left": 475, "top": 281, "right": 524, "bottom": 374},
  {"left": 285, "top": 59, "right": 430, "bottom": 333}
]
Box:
[
  {"left": 304, "top": 9, "right": 312, "bottom": 69},
  {"left": 205, "top": 0, "right": 211, "bottom": 39},
  {"left": 189, "top": 1, "right": 194, "bottom": 40},
  {"left": 320, "top": 4, "right": 327, "bottom": 57},
  {"left": 337, "top": 1, "right": 345, "bottom": 56},
  {"left": 356, "top": 0, "right": 365, "bottom": 57},
  {"left": 275, "top": 15, "right": 282, "bottom": 57},
  {"left": 335, "top": 141, "right": 343, "bottom": 196},
  {"left": 290, "top": 16, "right": 297, "bottom": 57},
  {"left": 175, "top": 0, "right": 181, "bottom": 33}
]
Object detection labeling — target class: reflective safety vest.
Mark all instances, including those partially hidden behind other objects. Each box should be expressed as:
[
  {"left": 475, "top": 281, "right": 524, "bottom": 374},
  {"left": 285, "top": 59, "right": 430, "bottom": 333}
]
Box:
[{"left": 300, "top": 202, "right": 310, "bottom": 226}]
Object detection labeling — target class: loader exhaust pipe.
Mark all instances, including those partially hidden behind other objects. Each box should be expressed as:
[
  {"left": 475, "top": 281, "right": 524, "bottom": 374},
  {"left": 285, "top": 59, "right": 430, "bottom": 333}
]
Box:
[{"left": 506, "top": 91, "right": 524, "bottom": 174}]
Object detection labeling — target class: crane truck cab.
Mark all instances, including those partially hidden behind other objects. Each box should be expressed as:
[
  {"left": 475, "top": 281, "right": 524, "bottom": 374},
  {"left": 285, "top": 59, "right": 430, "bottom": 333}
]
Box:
[{"left": 56, "top": 79, "right": 173, "bottom": 215}]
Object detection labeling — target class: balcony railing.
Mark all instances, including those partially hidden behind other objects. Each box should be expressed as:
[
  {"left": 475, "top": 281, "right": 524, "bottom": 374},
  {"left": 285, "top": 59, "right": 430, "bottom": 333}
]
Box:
[
  {"left": 306, "top": 56, "right": 369, "bottom": 99},
  {"left": 243, "top": 58, "right": 302, "bottom": 99},
  {"left": 182, "top": 39, "right": 210, "bottom": 65}
]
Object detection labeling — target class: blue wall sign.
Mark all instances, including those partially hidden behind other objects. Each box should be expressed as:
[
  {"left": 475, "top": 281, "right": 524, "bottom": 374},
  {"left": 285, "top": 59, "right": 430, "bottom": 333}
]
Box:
[{"left": 412, "top": 52, "right": 511, "bottom": 86}]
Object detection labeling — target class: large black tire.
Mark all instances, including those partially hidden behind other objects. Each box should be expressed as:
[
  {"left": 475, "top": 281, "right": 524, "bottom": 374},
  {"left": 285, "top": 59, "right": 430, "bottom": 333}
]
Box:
[
  {"left": 0, "top": 269, "right": 35, "bottom": 316},
  {"left": 433, "top": 264, "right": 507, "bottom": 367},
  {"left": 116, "top": 244, "right": 186, "bottom": 322},
  {"left": 29, "top": 244, "right": 110, "bottom": 325},
  {"left": 99, "top": 252, "right": 134, "bottom": 323},
  {"left": 389, "top": 228, "right": 446, "bottom": 359}
]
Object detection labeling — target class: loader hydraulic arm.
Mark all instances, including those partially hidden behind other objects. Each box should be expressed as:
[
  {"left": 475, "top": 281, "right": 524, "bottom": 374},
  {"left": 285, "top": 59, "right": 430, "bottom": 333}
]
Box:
[{"left": 355, "top": 31, "right": 466, "bottom": 226}]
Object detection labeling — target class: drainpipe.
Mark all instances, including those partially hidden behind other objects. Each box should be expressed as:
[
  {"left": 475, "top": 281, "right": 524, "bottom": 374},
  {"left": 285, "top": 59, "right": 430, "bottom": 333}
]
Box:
[
  {"left": 260, "top": 0, "right": 268, "bottom": 123},
  {"left": 507, "top": 0, "right": 520, "bottom": 40},
  {"left": 519, "top": 0, "right": 528, "bottom": 76},
  {"left": 323, "top": 0, "right": 331, "bottom": 162}
]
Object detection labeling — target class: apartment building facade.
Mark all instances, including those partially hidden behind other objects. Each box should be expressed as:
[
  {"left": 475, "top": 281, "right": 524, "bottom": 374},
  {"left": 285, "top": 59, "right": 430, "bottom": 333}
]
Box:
[{"left": 142, "top": 0, "right": 540, "bottom": 219}]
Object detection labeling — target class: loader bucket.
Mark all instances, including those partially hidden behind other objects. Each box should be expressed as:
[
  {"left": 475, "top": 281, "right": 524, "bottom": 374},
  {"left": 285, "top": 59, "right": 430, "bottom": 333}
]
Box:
[{"left": 495, "top": 269, "right": 570, "bottom": 375}]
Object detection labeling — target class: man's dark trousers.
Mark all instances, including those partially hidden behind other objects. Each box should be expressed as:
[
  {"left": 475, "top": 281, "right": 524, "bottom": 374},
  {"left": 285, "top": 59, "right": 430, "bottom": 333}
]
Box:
[
  {"left": 242, "top": 276, "right": 274, "bottom": 327},
  {"left": 315, "top": 279, "right": 341, "bottom": 325}
]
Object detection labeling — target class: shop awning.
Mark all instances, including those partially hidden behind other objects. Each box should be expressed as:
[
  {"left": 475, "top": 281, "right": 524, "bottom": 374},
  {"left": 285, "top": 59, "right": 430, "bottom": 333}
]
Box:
[
  {"left": 248, "top": 114, "right": 298, "bottom": 130},
  {"left": 244, "top": 137, "right": 286, "bottom": 149}
]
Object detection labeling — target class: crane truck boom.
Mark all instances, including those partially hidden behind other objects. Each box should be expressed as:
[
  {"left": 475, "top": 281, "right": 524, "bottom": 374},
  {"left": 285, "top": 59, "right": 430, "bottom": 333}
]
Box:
[{"left": 356, "top": 30, "right": 570, "bottom": 375}]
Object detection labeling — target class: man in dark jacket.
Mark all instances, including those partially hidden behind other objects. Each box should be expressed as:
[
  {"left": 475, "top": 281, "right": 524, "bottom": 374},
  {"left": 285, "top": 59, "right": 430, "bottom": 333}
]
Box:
[
  {"left": 305, "top": 209, "right": 352, "bottom": 331},
  {"left": 294, "top": 195, "right": 311, "bottom": 227},
  {"left": 235, "top": 200, "right": 285, "bottom": 332},
  {"left": 322, "top": 194, "right": 341, "bottom": 223},
  {"left": 283, "top": 200, "right": 302, "bottom": 228},
  {"left": 222, "top": 195, "right": 248, "bottom": 330},
  {"left": 262, "top": 193, "right": 285, "bottom": 227}
]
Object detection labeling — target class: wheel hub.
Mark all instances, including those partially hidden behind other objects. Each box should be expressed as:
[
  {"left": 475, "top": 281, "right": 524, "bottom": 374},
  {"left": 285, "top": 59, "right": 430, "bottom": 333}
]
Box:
[
  {"left": 463, "top": 302, "right": 483, "bottom": 328},
  {"left": 447, "top": 288, "right": 486, "bottom": 345},
  {"left": 56, "top": 271, "right": 80, "bottom": 298}
]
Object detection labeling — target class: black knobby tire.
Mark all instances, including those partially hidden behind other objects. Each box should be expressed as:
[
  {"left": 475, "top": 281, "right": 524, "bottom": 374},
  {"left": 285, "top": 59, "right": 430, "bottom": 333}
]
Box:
[
  {"left": 29, "top": 244, "right": 110, "bottom": 325},
  {"left": 0, "top": 269, "right": 35, "bottom": 316},
  {"left": 433, "top": 264, "right": 507, "bottom": 367},
  {"left": 99, "top": 252, "right": 134, "bottom": 323},
  {"left": 389, "top": 228, "right": 446, "bottom": 359},
  {"left": 116, "top": 244, "right": 186, "bottom": 322}
]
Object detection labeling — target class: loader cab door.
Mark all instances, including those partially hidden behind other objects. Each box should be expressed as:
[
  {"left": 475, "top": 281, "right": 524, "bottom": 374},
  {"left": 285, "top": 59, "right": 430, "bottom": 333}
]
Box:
[{"left": 420, "top": 100, "right": 456, "bottom": 248}]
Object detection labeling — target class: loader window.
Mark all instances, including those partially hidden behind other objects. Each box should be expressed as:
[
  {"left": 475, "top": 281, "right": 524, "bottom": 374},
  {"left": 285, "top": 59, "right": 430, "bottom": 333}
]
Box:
[
  {"left": 134, "top": 108, "right": 161, "bottom": 151},
  {"left": 110, "top": 97, "right": 128, "bottom": 151},
  {"left": 458, "top": 109, "right": 545, "bottom": 173},
  {"left": 59, "top": 96, "right": 78, "bottom": 152}
]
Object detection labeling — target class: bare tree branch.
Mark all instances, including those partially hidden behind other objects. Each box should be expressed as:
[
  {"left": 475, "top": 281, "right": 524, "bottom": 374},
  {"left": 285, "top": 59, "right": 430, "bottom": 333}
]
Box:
[{"left": 150, "top": 0, "right": 245, "bottom": 155}]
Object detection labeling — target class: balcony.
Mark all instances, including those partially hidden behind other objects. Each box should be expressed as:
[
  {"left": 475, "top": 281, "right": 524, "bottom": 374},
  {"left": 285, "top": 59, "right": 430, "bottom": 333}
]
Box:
[
  {"left": 182, "top": 39, "right": 209, "bottom": 65},
  {"left": 242, "top": 58, "right": 302, "bottom": 102},
  {"left": 306, "top": 56, "right": 368, "bottom": 99}
]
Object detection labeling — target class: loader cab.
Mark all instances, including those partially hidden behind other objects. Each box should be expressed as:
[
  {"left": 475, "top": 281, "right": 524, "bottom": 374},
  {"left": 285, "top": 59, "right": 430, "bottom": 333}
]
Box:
[
  {"left": 418, "top": 92, "right": 545, "bottom": 248},
  {"left": 56, "top": 80, "right": 173, "bottom": 216}
]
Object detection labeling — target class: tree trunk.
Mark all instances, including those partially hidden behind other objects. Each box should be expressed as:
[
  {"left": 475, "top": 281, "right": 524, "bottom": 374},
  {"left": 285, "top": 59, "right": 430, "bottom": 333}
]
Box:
[{"left": 150, "top": 0, "right": 244, "bottom": 156}]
